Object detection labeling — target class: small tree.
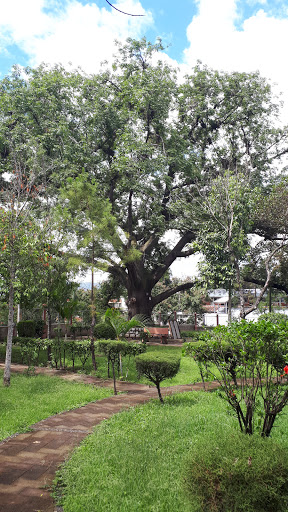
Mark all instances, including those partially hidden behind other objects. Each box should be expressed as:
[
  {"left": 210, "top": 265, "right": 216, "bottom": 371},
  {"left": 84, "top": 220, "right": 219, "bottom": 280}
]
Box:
[
  {"left": 185, "top": 320, "right": 288, "bottom": 436},
  {"left": 97, "top": 339, "right": 129, "bottom": 395},
  {"left": 135, "top": 353, "right": 181, "bottom": 403}
]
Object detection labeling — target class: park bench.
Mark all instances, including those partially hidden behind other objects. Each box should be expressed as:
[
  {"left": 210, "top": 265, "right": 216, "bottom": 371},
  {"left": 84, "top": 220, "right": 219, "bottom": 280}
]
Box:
[
  {"left": 144, "top": 326, "right": 169, "bottom": 344},
  {"left": 144, "top": 321, "right": 182, "bottom": 344}
]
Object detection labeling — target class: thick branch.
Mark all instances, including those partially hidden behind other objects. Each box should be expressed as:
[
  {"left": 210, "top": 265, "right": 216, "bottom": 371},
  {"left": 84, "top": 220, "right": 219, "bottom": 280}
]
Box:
[
  {"left": 178, "top": 247, "right": 198, "bottom": 258},
  {"left": 151, "top": 231, "right": 196, "bottom": 286},
  {"left": 106, "top": 264, "right": 128, "bottom": 287},
  {"left": 243, "top": 276, "right": 288, "bottom": 296},
  {"left": 151, "top": 281, "right": 195, "bottom": 308}
]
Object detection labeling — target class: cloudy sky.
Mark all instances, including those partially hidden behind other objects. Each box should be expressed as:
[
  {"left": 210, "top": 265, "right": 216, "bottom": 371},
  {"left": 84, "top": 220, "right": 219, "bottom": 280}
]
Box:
[
  {"left": 1, "top": 0, "right": 287, "bottom": 278},
  {"left": 1, "top": 0, "right": 287, "bottom": 87}
]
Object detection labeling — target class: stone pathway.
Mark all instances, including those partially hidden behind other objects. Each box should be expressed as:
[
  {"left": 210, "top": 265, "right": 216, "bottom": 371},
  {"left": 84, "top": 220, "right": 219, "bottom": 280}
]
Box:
[{"left": 0, "top": 364, "right": 217, "bottom": 512}]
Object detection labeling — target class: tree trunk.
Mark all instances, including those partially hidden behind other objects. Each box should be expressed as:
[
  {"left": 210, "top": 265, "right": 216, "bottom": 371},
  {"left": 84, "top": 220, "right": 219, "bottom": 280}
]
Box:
[
  {"left": 228, "top": 281, "right": 232, "bottom": 323},
  {"left": 127, "top": 286, "right": 153, "bottom": 319},
  {"left": 156, "top": 381, "right": 164, "bottom": 403},
  {"left": 4, "top": 268, "right": 15, "bottom": 387},
  {"left": 47, "top": 308, "right": 52, "bottom": 363},
  {"left": 90, "top": 262, "right": 97, "bottom": 371}
]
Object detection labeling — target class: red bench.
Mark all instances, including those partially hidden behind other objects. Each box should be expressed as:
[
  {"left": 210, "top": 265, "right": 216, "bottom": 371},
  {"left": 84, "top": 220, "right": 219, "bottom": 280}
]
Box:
[{"left": 144, "top": 327, "right": 169, "bottom": 344}]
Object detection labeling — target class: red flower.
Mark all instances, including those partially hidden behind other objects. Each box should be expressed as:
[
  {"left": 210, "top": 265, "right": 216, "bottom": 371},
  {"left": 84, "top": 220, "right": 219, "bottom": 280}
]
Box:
[{"left": 284, "top": 366, "right": 288, "bottom": 375}]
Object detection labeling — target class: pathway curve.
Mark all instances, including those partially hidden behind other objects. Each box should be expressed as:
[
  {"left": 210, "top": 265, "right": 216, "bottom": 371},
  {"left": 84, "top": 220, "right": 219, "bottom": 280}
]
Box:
[{"left": 0, "top": 364, "right": 218, "bottom": 512}]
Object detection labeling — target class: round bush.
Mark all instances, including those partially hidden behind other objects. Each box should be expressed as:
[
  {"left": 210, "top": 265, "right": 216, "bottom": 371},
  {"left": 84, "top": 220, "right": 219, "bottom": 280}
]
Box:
[
  {"left": 135, "top": 353, "right": 181, "bottom": 382},
  {"left": 183, "top": 431, "right": 288, "bottom": 512},
  {"left": 17, "top": 320, "right": 36, "bottom": 337},
  {"left": 94, "top": 322, "right": 116, "bottom": 340}
]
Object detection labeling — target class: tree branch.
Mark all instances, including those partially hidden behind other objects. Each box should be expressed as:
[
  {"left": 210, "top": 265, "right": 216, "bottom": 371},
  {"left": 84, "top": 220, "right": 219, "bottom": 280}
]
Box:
[
  {"left": 151, "top": 231, "right": 196, "bottom": 287},
  {"left": 151, "top": 281, "right": 195, "bottom": 308}
]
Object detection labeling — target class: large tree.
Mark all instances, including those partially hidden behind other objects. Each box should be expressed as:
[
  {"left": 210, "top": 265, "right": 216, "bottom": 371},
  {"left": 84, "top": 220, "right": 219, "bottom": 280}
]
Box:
[
  {"left": 58, "top": 40, "right": 288, "bottom": 317},
  {"left": 1, "top": 39, "right": 288, "bottom": 319}
]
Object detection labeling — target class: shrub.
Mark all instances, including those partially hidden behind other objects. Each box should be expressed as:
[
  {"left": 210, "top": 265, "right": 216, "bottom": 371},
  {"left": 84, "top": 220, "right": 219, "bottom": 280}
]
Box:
[
  {"left": 181, "top": 331, "right": 202, "bottom": 340},
  {"left": 97, "top": 339, "right": 129, "bottom": 394},
  {"left": 17, "top": 320, "right": 36, "bottom": 337},
  {"left": 135, "top": 353, "right": 181, "bottom": 403},
  {"left": 94, "top": 322, "right": 116, "bottom": 340},
  {"left": 259, "top": 312, "right": 288, "bottom": 326},
  {"left": 185, "top": 320, "right": 288, "bottom": 436},
  {"left": 124, "top": 342, "right": 147, "bottom": 378},
  {"left": 183, "top": 431, "right": 288, "bottom": 512},
  {"left": 12, "top": 336, "right": 43, "bottom": 368},
  {"left": 35, "top": 320, "right": 45, "bottom": 338},
  {"left": 75, "top": 339, "right": 91, "bottom": 370}
]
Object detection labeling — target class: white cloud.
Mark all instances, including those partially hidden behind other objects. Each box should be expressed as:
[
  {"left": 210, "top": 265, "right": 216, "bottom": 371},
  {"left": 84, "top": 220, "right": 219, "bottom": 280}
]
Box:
[
  {"left": 184, "top": 0, "right": 288, "bottom": 118},
  {"left": 0, "top": 0, "right": 153, "bottom": 73}
]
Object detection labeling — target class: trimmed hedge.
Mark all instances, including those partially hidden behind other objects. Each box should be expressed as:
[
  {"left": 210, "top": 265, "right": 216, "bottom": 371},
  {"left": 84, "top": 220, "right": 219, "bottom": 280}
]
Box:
[
  {"left": 94, "top": 322, "right": 116, "bottom": 340},
  {"left": 135, "top": 353, "right": 181, "bottom": 402},
  {"left": 17, "top": 320, "right": 36, "bottom": 337},
  {"left": 183, "top": 431, "right": 288, "bottom": 512}
]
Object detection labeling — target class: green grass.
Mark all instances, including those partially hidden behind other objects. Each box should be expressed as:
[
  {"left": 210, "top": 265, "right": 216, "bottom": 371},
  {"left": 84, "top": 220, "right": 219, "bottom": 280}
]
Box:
[
  {"left": 0, "top": 370, "right": 113, "bottom": 441},
  {"left": 55, "top": 392, "right": 237, "bottom": 512},
  {"left": 0, "top": 343, "right": 204, "bottom": 385},
  {"left": 56, "top": 391, "right": 288, "bottom": 512}
]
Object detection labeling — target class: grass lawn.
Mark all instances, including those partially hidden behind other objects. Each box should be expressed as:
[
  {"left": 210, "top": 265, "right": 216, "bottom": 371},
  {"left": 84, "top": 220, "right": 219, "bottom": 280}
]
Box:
[
  {"left": 0, "top": 370, "right": 113, "bottom": 441},
  {"left": 0, "top": 343, "right": 204, "bottom": 385},
  {"left": 55, "top": 391, "right": 288, "bottom": 512}
]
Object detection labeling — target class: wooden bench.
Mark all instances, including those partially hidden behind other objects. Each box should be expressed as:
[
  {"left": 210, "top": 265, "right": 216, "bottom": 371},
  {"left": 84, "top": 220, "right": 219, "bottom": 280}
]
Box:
[{"left": 144, "top": 327, "right": 169, "bottom": 344}]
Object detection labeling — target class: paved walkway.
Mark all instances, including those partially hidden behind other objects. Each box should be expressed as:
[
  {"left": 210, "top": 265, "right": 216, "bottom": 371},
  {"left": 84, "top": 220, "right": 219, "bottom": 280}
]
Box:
[{"left": 0, "top": 364, "right": 217, "bottom": 512}]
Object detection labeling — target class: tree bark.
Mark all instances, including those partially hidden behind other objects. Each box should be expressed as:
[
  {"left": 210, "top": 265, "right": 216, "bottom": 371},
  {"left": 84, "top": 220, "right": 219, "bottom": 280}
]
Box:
[
  {"left": 127, "top": 286, "right": 153, "bottom": 319},
  {"left": 4, "top": 265, "right": 15, "bottom": 387},
  {"left": 90, "top": 258, "right": 97, "bottom": 371}
]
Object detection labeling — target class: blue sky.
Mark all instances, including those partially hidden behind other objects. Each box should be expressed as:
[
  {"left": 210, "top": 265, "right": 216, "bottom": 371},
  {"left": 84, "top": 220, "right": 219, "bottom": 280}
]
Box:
[{"left": 1, "top": 1, "right": 287, "bottom": 79}]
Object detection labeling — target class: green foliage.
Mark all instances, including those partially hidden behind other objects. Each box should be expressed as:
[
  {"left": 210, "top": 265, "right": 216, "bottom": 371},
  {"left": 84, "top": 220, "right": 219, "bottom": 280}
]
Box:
[
  {"left": 197, "top": 172, "right": 255, "bottom": 290},
  {"left": 181, "top": 331, "right": 202, "bottom": 340},
  {"left": 35, "top": 319, "right": 45, "bottom": 337},
  {"left": 259, "top": 312, "right": 288, "bottom": 325},
  {"left": 135, "top": 352, "right": 181, "bottom": 402},
  {"left": 97, "top": 339, "right": 130, "bottom": 394},
  {"left": 183, "top": 431, "right": 288, "bottom": 512},
  {"left": 103, "top": 308, "right": 148, "bottom": 339},
  {"left": 12, "top": 336, "right": 42, "bottom": 369},
  {"left": 73, "top": 339, "right": 91, "bottom": 370},
  {"left": 185, "top": 320, "right": 288, "bottom": 435},
  {"left": 94, "top": 322, "right": 116, "bottom": 340},
  {"left": 153, "top": 275, "right": 206, "bottom": 323},
  {"left": 16, "top": 320, "right": 36, "bottom": 337}
]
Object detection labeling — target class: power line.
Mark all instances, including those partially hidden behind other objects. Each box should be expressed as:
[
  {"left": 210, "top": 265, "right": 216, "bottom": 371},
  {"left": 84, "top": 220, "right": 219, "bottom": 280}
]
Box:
[{"left": 104, "top": 0, "right": 144, "bottom": 16}]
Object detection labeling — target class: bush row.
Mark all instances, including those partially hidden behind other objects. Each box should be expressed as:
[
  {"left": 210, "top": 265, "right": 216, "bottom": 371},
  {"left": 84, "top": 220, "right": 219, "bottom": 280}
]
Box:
[
  {"left": 11, "top": 337, "right": 148, "bottom": 372},
  {"left": 16, "top": 320, "right": 117, "bottom": 340}
]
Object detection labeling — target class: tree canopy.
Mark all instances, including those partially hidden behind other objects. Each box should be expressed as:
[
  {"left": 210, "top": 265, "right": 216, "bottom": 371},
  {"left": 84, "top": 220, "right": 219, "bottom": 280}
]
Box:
[{"left": 1, "top": 38, "right": 288, "bottom": 320}]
